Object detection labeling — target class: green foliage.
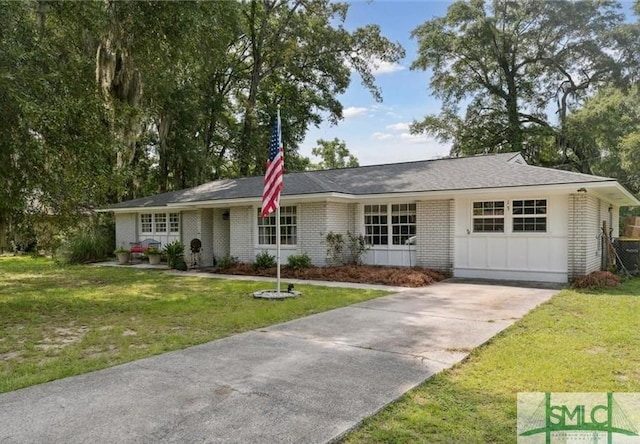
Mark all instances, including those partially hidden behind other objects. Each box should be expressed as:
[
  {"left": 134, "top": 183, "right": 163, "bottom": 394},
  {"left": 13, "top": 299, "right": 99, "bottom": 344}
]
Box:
[
  {"left": 163, "top": 240, "right": 185, "bottom": 269},
  {"left": 410, "top": 0, "right": 627, "bottom": 167},
  {"left": 253, "top": 250, "right": 277, "bottom": 269},
  {"left": 56, "top": 229, "right": 113, "bottom": 265},
  {"left": 344, "top": 280, "right": 640, "bottom": 443},
  {"left": 326, "top": 231, "right": 369, "bottom": 265},
  {"left": 0, "top": 256, "right": 387, "bottom": 393},
  {"left": 346, "top": 232, "right": 369, "bottom": 265},
  {"left": 287, "top": 253, "right": 312, "bottom": 270},
  {"left": 564, "top": 85, "right": 640, "bottom": 194},
  {"left": 325, "top": 231, "right": 345, "bottom": 265},
  {"left": 216, "top": 255, "right": 239, "bottom": 271},
  {"left": 145, "top": 245, "right": 161, "bottom": 255},
  {"left": 0, "top": 0, "right": 403, "bottom": 251},
  {"left": 174, "top": 260, "right": 188, "bottom": 271},
  {"left": 310, "top": 138, "right": 359, "bottom": 170}
]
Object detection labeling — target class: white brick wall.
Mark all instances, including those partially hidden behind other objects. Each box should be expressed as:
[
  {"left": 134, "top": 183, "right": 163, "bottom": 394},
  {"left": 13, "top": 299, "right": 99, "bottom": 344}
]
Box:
[
  {"left": 115, "top": 213, "right": 137, "bottom": 249},
  {"left": 326, "top": 202, "right": 353, "bottom": 265},
  {"left": 297, "top": 202, "right": 328, "bottom": 266},
  {"left": 347, "top": 203, "right": 356, "bottom": 233},
  {"left": 568, "top": 194, "right": 585, "bottom": 279},
  {"left": 415, "top": 200, "right": 454, "bottom": 271},
  {"left": 568, "top": 194, "right": 604, "bottom": 279},
  {"left": 198, "top": 209, "right": 214, "bottom": 267},
  {"left": 229, "top": 206, "right": 253, "bottom": 262},
  {"left": 212, "top": 208, "right": 230, "bottom": 262}
]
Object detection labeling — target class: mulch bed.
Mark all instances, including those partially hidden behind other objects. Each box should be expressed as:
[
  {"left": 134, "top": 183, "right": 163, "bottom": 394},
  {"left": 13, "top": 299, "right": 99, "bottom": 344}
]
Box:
[
  {"left": 571, "top": 270, "right": 621, "bottom": 289},
  {"left": 210, "top": 263, "right": 449, "bottom": 287}
]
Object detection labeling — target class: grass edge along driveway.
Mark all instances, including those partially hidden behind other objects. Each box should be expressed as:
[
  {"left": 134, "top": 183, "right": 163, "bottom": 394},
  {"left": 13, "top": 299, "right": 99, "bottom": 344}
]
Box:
[
  {"left": 341, "top": 278, "right": 640, "bottom": 443},
  {"left": 0, "top": 256, "right": 389, "bottom": 394}
]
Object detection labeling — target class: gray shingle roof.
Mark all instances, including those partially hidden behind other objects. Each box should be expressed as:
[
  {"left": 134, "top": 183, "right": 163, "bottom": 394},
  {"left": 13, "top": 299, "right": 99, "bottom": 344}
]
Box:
[{"left": 106, "top": 153, "right": 617, "bottom": 209}]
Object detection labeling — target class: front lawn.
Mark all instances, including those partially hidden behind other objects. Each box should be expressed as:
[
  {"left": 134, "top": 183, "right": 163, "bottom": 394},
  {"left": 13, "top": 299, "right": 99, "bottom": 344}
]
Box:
[
  {"left": 342, "top": 279, "right": 640, "bottom": 443},
  {"left": 0, "top": 256, "right": 388, "bottom": 394}
]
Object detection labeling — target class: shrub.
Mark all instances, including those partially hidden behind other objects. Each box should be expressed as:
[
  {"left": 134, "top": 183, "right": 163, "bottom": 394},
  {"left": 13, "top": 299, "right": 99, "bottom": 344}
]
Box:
[
  {"left": 346, "top": 231, "right": 369, "bottom": 265},
  {"left": 287, "top": 253, "right": 312, "bottom": 270},
  {"left": 56, "top": 229, "right": 112, "bottom": 264},
  {"left": 216, "top": 255, "right": 239, "bottom": 270},
  {"left": 163, "top": 240, "right": 185, "bottom": 269},
  {"left": 253, "top": 250, "right": 276, "bottom": 269},
  {"left": 174, "top": 260, "right": 188, "bottom": 271},
  {"left": 325, "top": 232, "right": 344, "bottom": 265}
]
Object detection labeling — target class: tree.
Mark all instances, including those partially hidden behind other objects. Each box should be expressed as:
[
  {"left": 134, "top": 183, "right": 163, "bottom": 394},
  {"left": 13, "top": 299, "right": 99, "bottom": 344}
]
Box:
[
  {"left": 563, "top": 86, "right": 640, "bottom": 194},
  {"left": 0, "top": 1, "right": 114, "bottom": 249},
  {"left": 410, "top": 0, "right": 626, "bottom": 171},
  {"left": 231, "top": 0, "right": 404, "bottom": 176},
  {"left": 0, "top": 0, "right": 403, "bottom": 250},
  {"left": 310, "top": 138, "right": 359, "bottom": 169}
]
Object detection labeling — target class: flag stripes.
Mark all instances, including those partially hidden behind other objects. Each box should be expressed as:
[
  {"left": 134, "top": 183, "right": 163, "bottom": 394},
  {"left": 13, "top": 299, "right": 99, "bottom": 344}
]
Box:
[{"left": 261, "top": 112, "right": 284, "bottom": 217}]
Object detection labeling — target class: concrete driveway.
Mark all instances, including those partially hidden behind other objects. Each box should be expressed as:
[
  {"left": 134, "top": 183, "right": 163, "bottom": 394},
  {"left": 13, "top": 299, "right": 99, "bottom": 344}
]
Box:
[{"left": 0, "top": 280, "right": 559, "bottom": 444}]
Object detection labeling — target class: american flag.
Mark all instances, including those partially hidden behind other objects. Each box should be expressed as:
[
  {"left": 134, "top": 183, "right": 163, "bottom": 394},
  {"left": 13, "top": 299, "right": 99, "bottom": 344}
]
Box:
[{"left": 261, "top": 113, "right": 284, "bottom": 217}]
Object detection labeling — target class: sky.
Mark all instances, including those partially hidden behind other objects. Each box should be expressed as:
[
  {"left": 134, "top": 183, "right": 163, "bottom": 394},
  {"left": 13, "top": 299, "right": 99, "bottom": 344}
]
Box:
[{"left": 298, "top": 0, "right": 637, "bottom": 167}]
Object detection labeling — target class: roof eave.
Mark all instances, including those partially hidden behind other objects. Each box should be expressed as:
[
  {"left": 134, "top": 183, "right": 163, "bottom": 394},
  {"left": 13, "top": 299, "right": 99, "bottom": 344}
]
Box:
[{"left": 171, "top": 192, "right": 355, "bottom": 208}]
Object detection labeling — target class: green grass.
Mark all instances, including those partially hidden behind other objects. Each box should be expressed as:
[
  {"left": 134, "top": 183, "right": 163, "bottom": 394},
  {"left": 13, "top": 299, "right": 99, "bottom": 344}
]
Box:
[
  {"left": 0, "top": 256, "right": 388, "bottom": 394},
  {"left": 342, "top": 279, "right": 640, "bottom": 443}
]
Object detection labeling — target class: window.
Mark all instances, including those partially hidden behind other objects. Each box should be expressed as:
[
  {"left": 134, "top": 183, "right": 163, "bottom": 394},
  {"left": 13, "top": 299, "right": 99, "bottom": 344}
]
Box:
[
  {"left": 512, "top": 199, "right": 547, "bottom": 232},
  {"left": 257, "top": 206, "right": 297, "bottom": 245},
  {"left": 472, "top": 201, "right": 505, "bottom": 232},
  {"left": 391, "top": 204, "right": 416, "bottom": 245},
  {"left": 141, "top": 214, "right": 152, "bottom": 233},
  {"left": 169, "top": 213, "right": 180, "bottom": 233},
  {"left": 140, "top": 213, "right": 179, "bottom": 235},
  {"left": 364, "top": 205, "right": 388, "bottom": 245},
  {"left": 363, "top": 203, "right": 416, "bottom": 246},
  {"left": 154, "top": 213, "right": 167, "bottom": 233}
]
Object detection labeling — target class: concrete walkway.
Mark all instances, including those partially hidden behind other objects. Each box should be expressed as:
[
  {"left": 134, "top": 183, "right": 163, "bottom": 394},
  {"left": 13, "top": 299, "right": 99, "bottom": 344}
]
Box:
[{"left": 0, "top": 280, "right": 559, "bottom": 444}]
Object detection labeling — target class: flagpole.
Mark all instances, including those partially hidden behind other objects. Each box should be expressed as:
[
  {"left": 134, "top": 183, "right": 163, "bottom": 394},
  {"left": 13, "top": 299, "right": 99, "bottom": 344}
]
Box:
[{"left": 276, "top": 105, "right": 282, "bottom": 294}]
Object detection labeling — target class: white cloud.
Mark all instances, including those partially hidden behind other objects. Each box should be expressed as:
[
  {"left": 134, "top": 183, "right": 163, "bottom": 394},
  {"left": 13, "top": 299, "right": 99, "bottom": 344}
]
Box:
[
  {"left": 343, "top": 106, "right": 368, "bottom": 118},
  {"left": 386, "top": 122, "right": 411, "bottom": 132},
  {"left": 372, "top": 132, "right": 394, "bottom": 140},
  {"left": 371, "top": 60, "right": 405, "bottom": 75},
  {"left": 399, "top": 132, "right": 430, "bottom": 144}
]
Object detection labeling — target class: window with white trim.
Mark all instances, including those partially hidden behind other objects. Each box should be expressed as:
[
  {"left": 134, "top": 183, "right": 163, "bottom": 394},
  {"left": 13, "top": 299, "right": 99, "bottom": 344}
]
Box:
[
  {"left": 472, "top": 201, "right": 505, "bottom": 232},
  {"left": 141, "top": 214, "right": 152, "bottom": 233},
  {"left": 364, "top": 205, "right": 388, "bottom": 245},
  {"left": 512, "top": 199, "right": 547, "bottom": 232},
  {"left": 391, "top": 204, "right": 416, "bottom": 245},
  {"left": 169, "top": 213, "right": 180, "bottom": 233},
  {"left": 257, "top": 206, "right": 297, "bottom": 245},
  {"left": 154, "top": 213, "right": 167, "bottom": 233},
  {"left": 140, "top": 212, "right": 180, "bottom": 235},
  {"left": 364, "top": 203, "right": 416, "bottom": 246}
]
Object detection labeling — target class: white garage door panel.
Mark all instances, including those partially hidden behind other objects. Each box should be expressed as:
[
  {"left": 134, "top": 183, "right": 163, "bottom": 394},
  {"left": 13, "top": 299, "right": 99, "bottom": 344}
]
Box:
[
  {"left": 526, "top": 237, "right": 551, "bottom": 270},
  {"left": 468, "top": 237, "right": 488, "bottom": 268},
  {"left": 453, "top": 194, "right": 569, "bottom": 283},
  {"left": 506, "top": 237, "right": 528, "bottom": 269},
  {"left": 486, "top": 237, "right": 508, "bottom": 269}
]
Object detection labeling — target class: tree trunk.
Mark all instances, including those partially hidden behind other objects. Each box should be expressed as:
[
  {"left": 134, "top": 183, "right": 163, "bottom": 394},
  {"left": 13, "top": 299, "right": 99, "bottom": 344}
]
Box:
[{"left": 158, "top": 111, "right": 171, "bottom": 193}]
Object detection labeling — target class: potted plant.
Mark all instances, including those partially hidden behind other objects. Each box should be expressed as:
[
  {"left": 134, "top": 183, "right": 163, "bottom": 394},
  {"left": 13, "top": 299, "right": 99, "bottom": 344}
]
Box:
[
  {"left": 146, "top": 245, "right": 162, "bottom": 265},
  {"left": 114, "top": 246, "right": 130, "bottom": 265}
]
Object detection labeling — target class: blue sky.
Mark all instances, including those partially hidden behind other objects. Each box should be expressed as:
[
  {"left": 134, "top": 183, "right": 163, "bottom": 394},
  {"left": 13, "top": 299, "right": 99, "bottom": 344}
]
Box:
[{"left": 298, "top": 0, "right": 637, "bottom": 166}]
